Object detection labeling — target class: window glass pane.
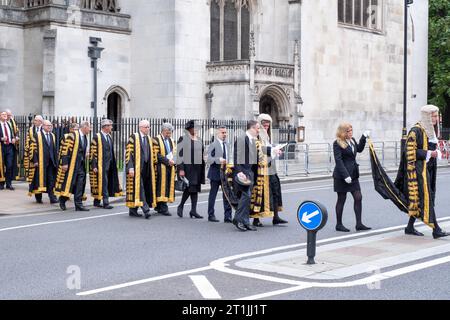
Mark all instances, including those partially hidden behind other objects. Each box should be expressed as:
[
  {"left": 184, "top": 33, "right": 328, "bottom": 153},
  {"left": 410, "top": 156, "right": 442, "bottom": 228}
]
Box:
[
  {"left": 210, "top": 1, "right": 220, "bottom": 61},
  {"left": 224, "top": 1, "right": 238, "bottom": 60},
  {"left": 371, "top": 0, "right": 379, "bottom": 29},
  {"left": 241, "top": 6, "right": 250, "bottom": 60},
  {"left": 363, "top": 0, "right": 370, "bottom": 27},
  {"left": 354, "top": 0, "right": 362, "bottom": 26},
  {"left": 338, "top": 0, "right": 345, "bottom": 23},
  {"left": 345, "top": 0, "right": 353, "bottom": 24}
]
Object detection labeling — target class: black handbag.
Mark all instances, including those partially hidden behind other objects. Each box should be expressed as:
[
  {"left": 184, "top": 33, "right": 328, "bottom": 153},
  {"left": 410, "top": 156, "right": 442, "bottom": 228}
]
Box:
[{"left": 175, "top": 179, "right": 188, "bottom": 192}]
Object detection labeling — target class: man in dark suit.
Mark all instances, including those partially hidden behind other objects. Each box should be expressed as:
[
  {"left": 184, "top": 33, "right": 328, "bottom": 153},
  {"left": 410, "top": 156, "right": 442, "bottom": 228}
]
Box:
[
  {"left": 0, "top": 111, "right": 16, "bottom": 190},
  {"left": 233, "top": 120, "right": 260, "bottom": 232},
  {"left": 31, "top": 120, "right": 58, "bottom": 204},
  {"left": 207, "top": 126, "right": 232, "bottom": 223}
]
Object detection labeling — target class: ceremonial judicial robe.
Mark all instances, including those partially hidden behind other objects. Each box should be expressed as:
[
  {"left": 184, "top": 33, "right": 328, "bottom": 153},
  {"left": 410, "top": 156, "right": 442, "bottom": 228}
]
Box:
[
  {"left": 125, "top": 133, "right": 157, "bottom": 209},
  {"left": 153, "top": 135, "right": 176, "bottom": 204},
  {"left": 89, "top": 133, "right": 123, "bottom": 201},
  {"left": 24, "top": 126, "right": 39, "bottom": 179},
  {"left": 28, "top": 131, "right": 57, "bottom": 196},
  {"left": 395, "top": 123, "right": 439, "bottom": 229},
  {"left": 249, "top": 139, "right": 274, "bottom": 219},
  {"left": 54, "top": 131, "right": 87, "bottom": 200},
  {"left": 8, "top": 118, "right": 20, "bottom": 180}
]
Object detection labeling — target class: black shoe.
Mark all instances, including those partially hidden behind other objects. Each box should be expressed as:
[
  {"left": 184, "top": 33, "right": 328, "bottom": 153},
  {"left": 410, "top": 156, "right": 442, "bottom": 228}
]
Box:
[
  {"left": 177, "top": 206, "right": 183, "bottom": 218},
  {"left": 433, "top": 230, "right": 450, "bottom": 239},
  {"left": 245, "top": 224, "right": 258, "bottom": 231},
  {"left": 0, "top": 185, "right": 4, "bottom": 190},
  {"left": 103, "top": 205, "right": 114, "bottom": 210},
  {"left": 190, "top": 212, "right": 204, "bottom": 219},
  {"left": 253, "top": 220, "right": 264, "bottom": 227},
  {"left": 36, "top": 199, "right": 43, "bottom": 204},
  {"left": 93, "top": 200, "right": 102, "bottom": 208},
  {"left": 234, "top": 221, "right": 247, "bottom": 232},
  {"left": 59, "top": 202, "right": 67, "bottom": 211},
  {"left": 50, "top": 198, "right": 59, "bottom": 204},
  {"left": 356, "top": 224, "right": 372, "bottom": 231},
  {"left": 75, "top": 206, "right": 90, "bottom": 212},
  {"left": 144, "top": 210, "right": 151, "bottom": 220},
  {"left": 7, "top": 186, "right": 14, "bottom": 191},
  {"left": 208, "top": 216, "right": 220, "bottom": 222},
  {"left": 224, "top": 218, "right": 233, "bottom": 223},
  {"left": 159, "top": 211, "right": 172, "bottom": 216},
  {"left": 336, "top": 224, "right": 350, "bottom": 232},
  {"left": 129, "top": 211, "right": 143, "bottom": 218},
  {"left": 405, "top": 227, "right": 424, "bottom": 237},
  {"left": 273, "top": 217, "right": 288, "bottom": 225}
]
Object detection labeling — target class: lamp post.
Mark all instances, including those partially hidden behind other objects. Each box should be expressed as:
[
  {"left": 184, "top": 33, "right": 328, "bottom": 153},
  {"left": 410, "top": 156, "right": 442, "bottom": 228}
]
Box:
[
  {"left": 402, "top": 0, "right": 414, "bottom": 149},
  {"left": 88, "top": 37, "right": 104, "bottom": 133}
]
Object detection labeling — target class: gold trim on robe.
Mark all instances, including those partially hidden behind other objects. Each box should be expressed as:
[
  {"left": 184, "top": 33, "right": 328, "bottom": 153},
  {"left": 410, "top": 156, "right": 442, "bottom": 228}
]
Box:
[
  {"left": 54, "top": 131, "right": 81, "bottom": 198},
  {"left": 250, "top": 139, "right": 274, "bottom": 219},
  {"left": 126, "top": 133, "right": 157, "bottom": 209},
  {"left": 154, "top": 135, "right": 176, "bottom": 203},
  {"left": 27, "top": 132, "right": 47, "bottom": 196}
]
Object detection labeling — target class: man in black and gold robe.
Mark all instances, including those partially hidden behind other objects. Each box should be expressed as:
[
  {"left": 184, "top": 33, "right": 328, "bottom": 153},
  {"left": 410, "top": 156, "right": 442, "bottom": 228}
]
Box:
[
  {"left": 153, "top": 123, "right": 176, "bottom": 216},
  {"left": 90, "top": 119, "right": 122, "bottom": 210},
  {"left": 55, "top": 121, "right": 91, "bottom": 212},
  {"left": 126, "top": 120, "right": 157, "bottom": 219},
  {"left": 395, "top": 105, "right": 449, "bottom": 239},
  {"left": 24, "top": 115, "right": 44, "bottom": 180},
  {"left": 6, "top": 109, "right": 20, "bottom": 180},
  {"left": 28, "top": 120, "right": 58, "bottom": 204}
]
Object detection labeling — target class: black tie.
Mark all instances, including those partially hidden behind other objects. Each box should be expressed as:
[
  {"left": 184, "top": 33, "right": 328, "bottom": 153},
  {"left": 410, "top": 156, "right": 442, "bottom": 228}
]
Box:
[
  {"left": 83, "top": 135, "right": 87, "bottom": 152},
  {"left": 142, "top": 136, "right": 149, "bottom": 162},
  {"left": 222, "top": 142, "right": 227, "bottom": 160}
]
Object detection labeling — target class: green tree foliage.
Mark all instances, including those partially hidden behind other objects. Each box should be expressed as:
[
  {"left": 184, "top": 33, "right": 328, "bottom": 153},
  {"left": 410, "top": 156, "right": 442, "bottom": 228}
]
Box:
[{"left": 428, "top": 0, "right": 450, "bottom": 112}]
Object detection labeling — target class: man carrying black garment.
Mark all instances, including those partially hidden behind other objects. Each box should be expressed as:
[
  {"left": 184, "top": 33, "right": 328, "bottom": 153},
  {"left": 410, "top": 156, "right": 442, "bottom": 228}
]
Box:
[
  {"left": 233, "top": 120, "right": 260, "bottom": 232},
  {"left": 207, "top": 126, "right": 232, "bottom": 223}
]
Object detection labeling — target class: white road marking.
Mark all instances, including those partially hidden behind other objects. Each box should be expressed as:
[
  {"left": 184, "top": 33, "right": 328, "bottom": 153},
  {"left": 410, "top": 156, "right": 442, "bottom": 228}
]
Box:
[
  {"left": 238, "top": 255, "right": 450, "bottom": 300},
  {"left": 74, "top": 218, "right": 450, "bottom": 297},
  {"left": 76, "top": 266, "right": 213, "bottom": 296},
  {"left": 189, "top": 275, "right": 222, "bottom": 299}
]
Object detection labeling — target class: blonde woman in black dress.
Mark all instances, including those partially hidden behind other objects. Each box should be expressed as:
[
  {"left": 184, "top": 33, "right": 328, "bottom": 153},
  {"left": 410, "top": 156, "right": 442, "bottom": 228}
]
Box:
[{"left": 333, "top": 123, "right": 371, "bottom": 232}]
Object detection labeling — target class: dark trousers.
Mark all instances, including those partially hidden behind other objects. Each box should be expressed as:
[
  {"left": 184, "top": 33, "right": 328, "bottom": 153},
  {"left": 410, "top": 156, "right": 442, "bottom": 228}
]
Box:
[
  {"left": 1, "top": 144, "right": 14, "bottom": 187},
  {"left": 234, "top": 183, "right": 253, "bottom": 226},
  {"left": 208, "top": 180, "right": 232, "bottom": 220},
  {"left": 35, "top": 163, "right": 57, "bottom": 202},
  {"left": 73, "top": 162, "right": 87, "bottom": 207},
  {"left": 129, "top": 162, "right": 151, "bottom": 215}
]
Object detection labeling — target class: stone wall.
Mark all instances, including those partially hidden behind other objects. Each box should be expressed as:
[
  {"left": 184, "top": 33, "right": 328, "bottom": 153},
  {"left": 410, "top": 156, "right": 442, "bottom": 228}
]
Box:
[
  {"left": 300, "top": 0, "right": 427, "bottom": 143},
  {"left": 0, "top": 25, "right": 24, "bottom": 114}
]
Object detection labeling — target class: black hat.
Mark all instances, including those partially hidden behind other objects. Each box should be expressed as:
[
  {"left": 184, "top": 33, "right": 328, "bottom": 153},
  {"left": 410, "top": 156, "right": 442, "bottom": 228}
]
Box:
[{"left": 185, "top": 120, "right": 195, "bottom": 130}]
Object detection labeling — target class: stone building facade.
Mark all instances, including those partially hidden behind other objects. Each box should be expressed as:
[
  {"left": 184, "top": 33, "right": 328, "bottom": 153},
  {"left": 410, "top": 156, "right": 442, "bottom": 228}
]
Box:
[{"left": 0, "top": 0, "right": 428, "bottom": 142}]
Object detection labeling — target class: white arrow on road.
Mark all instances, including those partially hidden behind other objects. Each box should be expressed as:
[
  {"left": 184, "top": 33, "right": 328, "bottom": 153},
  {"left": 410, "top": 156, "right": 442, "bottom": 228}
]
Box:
[{"left": 301, "top": 210, "right": 320, "bottom": 224}]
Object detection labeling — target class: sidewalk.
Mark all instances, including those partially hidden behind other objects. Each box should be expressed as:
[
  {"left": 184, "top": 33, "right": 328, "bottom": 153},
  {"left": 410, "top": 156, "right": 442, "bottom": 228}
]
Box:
[{"left": 1, "top": 165, "right": 446, "bottom": 215}]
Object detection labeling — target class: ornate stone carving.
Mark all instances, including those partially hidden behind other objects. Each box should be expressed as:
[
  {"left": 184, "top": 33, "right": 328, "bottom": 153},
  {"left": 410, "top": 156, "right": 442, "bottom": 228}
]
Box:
[
  {"left": 255, "top": 65, "right": 294, "bottom": 78},
  {"left": 81, "top": 0, "right": 118, "bottom": 13}
]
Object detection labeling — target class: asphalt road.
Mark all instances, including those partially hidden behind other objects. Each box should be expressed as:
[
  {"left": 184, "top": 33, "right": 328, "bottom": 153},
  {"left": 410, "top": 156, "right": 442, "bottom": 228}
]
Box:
[{"left": 1, "top": 168, "right": 450, "bottom": 300}]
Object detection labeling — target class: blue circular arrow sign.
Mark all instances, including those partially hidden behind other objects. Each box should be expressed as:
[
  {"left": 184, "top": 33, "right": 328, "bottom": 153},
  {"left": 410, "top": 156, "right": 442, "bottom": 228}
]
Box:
[{"left": 297, "top": 201, "right": 328, "bottom": 231}]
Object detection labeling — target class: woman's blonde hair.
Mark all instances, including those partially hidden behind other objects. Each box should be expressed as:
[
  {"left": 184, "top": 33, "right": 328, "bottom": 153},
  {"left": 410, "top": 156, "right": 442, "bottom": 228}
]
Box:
[{"left": 336, "top": 123, "right": 352, "bottom": 149}]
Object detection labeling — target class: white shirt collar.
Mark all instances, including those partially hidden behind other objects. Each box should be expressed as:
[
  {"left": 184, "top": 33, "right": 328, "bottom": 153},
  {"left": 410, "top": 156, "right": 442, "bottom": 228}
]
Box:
[
  {"left": 246, "top": 132, "right": 255, "bottom": 142},
  {"left": 140, "top": 132, "right": 148, "bottom": 138}
]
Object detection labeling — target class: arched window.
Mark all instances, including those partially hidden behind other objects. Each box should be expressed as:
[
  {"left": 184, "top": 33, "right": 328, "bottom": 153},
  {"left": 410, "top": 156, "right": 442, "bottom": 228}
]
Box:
[
  {"left": 210, "top": 0, "right": 252, "bottom": 62},
  {"left": 107, "top": 92, "right": 121, "bottom": 130}
]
